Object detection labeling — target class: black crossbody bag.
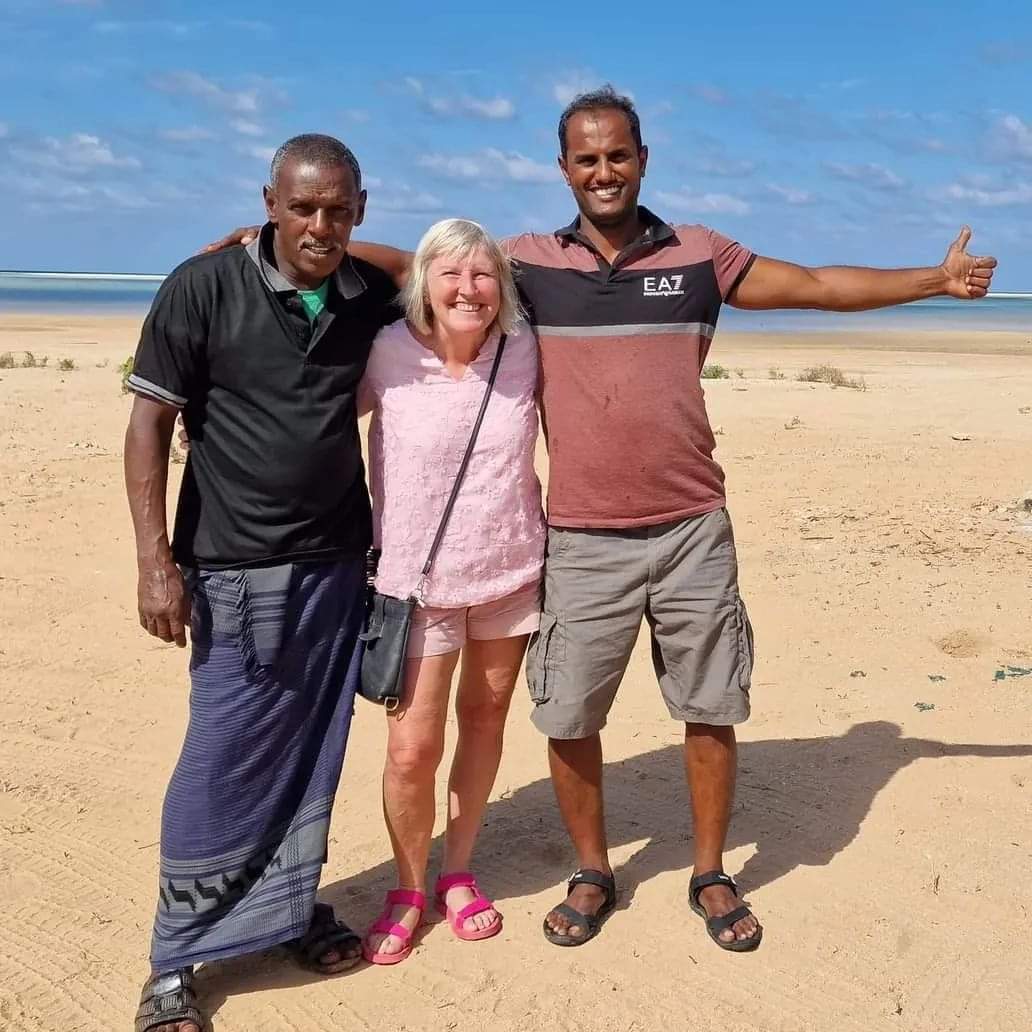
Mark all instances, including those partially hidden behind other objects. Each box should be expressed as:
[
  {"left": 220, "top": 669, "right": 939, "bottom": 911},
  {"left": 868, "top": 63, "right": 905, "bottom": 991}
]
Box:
[{"left": 358, "top": 334, "right": 508, "bottom": 710}]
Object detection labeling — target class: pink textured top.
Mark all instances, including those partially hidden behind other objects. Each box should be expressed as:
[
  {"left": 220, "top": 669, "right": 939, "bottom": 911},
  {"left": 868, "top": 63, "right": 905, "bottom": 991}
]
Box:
[{"left": 361, "top": 319, "right": 545, "bottom": 608}]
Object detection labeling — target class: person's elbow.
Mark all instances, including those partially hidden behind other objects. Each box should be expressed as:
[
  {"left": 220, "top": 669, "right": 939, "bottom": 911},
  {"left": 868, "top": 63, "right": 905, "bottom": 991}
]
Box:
[{"left": 125, "top": 394, "right": 179, "bottom": 452}]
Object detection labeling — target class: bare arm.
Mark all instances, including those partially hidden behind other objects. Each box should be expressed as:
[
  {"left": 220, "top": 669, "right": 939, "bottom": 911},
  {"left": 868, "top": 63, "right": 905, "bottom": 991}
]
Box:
[
  {"left": 347, "top": 241, "right": 413, "bottom": 291},
  {"left": 200, "top": 228, "right": 413, "bottom": 292},
  {"left": 124, "top": 395, "right": 190, "bottom": 647},
  {"left": 729, "top": 227, "right": 997, "bottom": 311}
]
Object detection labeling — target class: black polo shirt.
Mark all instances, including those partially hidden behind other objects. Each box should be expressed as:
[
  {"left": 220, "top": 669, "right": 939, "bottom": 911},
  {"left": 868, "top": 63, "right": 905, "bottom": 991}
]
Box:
[{"left": 129, "top": 224, "right": 397, "bottom": 569}]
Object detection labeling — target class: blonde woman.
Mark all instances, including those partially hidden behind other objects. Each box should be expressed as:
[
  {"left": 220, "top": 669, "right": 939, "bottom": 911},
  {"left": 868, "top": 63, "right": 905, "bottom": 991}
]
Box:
[{"left": 359, "top": 219, "right": 544, "bottom": 965}]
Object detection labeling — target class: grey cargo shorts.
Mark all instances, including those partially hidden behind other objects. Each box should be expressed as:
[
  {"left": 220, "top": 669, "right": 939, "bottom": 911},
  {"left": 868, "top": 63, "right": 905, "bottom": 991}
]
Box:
[{"left": 526, "top": 507, "right": 754, "bottom": 738}]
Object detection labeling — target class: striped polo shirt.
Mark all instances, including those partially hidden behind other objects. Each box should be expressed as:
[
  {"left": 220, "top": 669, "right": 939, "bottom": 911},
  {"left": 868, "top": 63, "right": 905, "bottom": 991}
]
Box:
[{"left": 506, "top": 207, "right": 755, "bottom": 529}]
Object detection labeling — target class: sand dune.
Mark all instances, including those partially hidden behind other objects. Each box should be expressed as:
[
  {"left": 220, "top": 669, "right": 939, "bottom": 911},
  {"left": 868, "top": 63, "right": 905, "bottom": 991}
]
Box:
[{"left": 1, "top": 315, "right": 1030, "bottom": 1032}]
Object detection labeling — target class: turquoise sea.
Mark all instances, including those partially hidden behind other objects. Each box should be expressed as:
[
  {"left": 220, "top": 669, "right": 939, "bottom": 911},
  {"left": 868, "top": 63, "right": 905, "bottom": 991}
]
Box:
[{"left": 1, "top": 270, "right": 1030, "bottom": 332}]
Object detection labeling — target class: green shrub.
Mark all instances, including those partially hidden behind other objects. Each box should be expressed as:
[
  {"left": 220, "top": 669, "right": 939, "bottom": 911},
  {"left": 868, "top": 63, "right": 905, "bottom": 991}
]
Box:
[
  {"left": 0, "top": 352, "right": 14, "bottom": 369},
  {"left": 701, "top": 363, "right": 730, "bottom": 380},
  {"left": 58, "top": 358, "right": 76, "bottom": 371},
  {"left": 797, "top": 363, "right": 866, "bottom": 390},
  {"left": 118, "top": 355, "right": 134, "bottom": 394}
]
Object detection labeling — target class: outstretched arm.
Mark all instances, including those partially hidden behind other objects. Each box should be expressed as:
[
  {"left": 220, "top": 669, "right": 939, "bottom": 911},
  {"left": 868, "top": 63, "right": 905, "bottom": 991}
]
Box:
[{"left": 729, "top": 227, "right": 997, "bottom": 311}]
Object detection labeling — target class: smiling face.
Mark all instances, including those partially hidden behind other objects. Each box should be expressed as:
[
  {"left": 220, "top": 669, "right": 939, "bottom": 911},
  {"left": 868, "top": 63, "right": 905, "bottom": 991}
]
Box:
[
  {"left": 424, "top": 246, "right": 500, "bottom": 338},
  {"left": 263, "top": 157, "right": 366, "bottom": 289},
  {"left": 559, "top": 107, "right": 648, "bottom": 229}
]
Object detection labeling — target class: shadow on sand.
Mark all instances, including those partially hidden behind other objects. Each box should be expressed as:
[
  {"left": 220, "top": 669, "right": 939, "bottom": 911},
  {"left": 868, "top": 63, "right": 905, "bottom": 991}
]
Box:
[{"left": 200, "top": 720, "right": 1032, "bottom": 1014}]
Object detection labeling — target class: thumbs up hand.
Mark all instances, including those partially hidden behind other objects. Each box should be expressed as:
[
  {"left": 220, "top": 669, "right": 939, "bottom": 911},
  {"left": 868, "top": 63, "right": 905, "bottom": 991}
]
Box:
[{"left": 941, "top": 226, "right": 997, "bottom": 299}]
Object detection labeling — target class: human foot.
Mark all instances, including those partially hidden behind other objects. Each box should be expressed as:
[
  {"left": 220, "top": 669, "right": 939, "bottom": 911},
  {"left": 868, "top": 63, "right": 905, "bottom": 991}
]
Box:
[
  {"left": 542, "top": 868, "right": 616, "bottom": 946},
  {"left": 688, "top": 870, "right": 762, "bottom": 950},
  {"left": 363, "top": 888, "right": 426, "bottom": 965},
  {"left": 134, "top": 969, "right": 204, "bottom": 1032},
  {"left": 290, "top": 902, "right": 362, "bottom": 973},
  {"left": 435, "top": 872, "right": 502, "bottom": 940}
]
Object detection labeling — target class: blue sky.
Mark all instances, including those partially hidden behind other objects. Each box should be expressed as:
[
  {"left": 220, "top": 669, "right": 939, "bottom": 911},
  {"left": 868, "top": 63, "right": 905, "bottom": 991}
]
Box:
[{"left": 1, "top": 0, "right": 1030, "bottom": 288}]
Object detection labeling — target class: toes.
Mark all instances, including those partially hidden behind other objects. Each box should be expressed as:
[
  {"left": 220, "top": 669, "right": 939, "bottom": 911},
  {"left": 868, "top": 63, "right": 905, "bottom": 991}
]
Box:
[
  {"left": 719, "top": 927, "right": 736, "bottom": 943},
  {"left": 546, "top": 911, "right": 568, "bottom": 934},
  {"left": 736, "top": 917, "right": 760, "bottom": 941}
]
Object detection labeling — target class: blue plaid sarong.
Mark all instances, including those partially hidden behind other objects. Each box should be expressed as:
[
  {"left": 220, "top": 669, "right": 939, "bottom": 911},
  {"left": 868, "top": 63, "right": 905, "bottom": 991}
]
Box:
[{"left": 150, "top": 560, "right": 364, "bottom": 971}]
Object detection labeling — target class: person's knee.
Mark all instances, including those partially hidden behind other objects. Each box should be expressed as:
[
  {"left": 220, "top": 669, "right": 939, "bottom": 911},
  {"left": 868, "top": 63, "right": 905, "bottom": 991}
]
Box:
[
  {"left": 455, "top": 692, "right": 511, "bottom": 736},
  {"left": 385, "top": 732, "right": 444, "bottom": 780}
]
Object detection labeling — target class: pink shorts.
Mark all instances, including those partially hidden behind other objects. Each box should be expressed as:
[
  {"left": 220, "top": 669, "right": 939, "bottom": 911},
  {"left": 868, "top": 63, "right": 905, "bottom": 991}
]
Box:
[{"left": 407, "top": 580, "right": 542, "bottom": 658}]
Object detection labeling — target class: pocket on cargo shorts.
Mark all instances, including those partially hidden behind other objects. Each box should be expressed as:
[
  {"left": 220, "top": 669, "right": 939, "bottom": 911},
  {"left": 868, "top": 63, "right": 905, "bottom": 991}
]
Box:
[
  {"left": 734, "top": 596, "right": 755, "bottom": 693},
  {"left": 526, "top": 611, "right": 565, "bottom": 704}
]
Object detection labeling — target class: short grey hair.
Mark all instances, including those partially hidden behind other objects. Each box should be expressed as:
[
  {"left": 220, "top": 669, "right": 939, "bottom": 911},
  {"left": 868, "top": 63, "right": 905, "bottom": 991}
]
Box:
[
  {"left": 269, "top": 133, "right": 362, "bottom": 190},
  {"left": 403, "top": 218, "right": 523, "bottom": 336}
]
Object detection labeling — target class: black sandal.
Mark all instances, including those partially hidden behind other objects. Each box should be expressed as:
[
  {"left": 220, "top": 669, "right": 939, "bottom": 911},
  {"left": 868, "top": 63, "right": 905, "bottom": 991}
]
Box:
[
  {"left": 135, "top": 968, "right": 205, "bottom": 1032},
  {"left": 688, "top": 870, "right": 762, "bottom": 952},
  {"left": 542, "top": 868, "right": 617, "bottom": 947},
  {"left": 288, "top": 902, "right": 362, "bottom": 972}
]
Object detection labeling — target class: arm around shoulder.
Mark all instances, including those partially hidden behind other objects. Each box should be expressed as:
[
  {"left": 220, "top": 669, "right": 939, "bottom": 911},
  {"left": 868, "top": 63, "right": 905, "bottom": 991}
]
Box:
[{"left": 348, "top": 241, "right": 414, "bottom": 291}]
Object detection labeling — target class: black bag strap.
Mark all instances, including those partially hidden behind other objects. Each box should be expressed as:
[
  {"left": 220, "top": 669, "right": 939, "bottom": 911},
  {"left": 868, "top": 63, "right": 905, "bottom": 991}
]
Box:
[{"left": 412, "top": 333, "right": 507, "bottom": 601}]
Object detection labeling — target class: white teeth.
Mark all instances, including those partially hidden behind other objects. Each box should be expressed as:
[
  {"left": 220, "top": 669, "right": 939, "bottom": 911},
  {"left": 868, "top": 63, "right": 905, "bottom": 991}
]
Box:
[{"left": 454, "top": 303, "right": 482, "bottom": 311}]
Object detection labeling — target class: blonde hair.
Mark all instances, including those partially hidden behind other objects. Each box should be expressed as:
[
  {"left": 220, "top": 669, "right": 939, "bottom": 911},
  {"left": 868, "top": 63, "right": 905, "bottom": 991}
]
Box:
[{"left": 403, "top": 218, "right": 523, "bottom": 336}]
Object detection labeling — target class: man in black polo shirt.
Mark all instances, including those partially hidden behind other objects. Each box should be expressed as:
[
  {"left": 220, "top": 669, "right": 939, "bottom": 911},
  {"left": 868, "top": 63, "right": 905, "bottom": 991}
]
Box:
[{"left": 125, "top": 134, "right": 396, "bottom": 1032}]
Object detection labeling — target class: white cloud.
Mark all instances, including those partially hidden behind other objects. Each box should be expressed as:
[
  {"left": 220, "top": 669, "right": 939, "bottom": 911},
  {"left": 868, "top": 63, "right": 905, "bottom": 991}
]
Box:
[
  {"left": 150, "top": 71, "right": 262, "bottom": 115},
  {"left": 238, "top": 143, "right": 276, "bottom": 163},
  {"left": 987, "top": 114, "right": 1032, "bottom": 162},
  {"left": 159, "top": 126, "right": 216, "bottom": 143},
  {"left": 767, "top": 183, "right": 815, "bottom": 205},
  {"left": 401, "top": 78, "right": 516, "bottom": 120},
  {"left": 344, "top": 109, "right": 371, "bottom": 123},
  {"left": 94, "top": 19, "right": 203, "bottom": 36},
  {"left": 692, "top": 83, "right": 731, "bottom": 106},
  {"left": 553, "top": 75, "right": 597, "bottom": 106},
  {"left": 824, "top": 161, "right": 906, "bottom": 191},
  {"left": 368, "top": 186, "right": 445, "bottom": 215},
  {"left": 552, "top": 74, "right": 634, "bottom": 106},
  {"left": 459, "top": 96, "right": 516, "bottom": 119},
  {"left": 937, "top": 180, "right": 1032, "bottom": 207},
  {"left": 0, "top": 123, "right": 8, "bottom": 139},
  {"left": 418, "top": 148, "right": 557, "bottom": 184},
  {"left": 690, "top": 155, "right": 756, "bottom": 178},
  {"left": 230, "top": 119, "right": 264, "bottom": 137},
  {"left": 11, "top": 132, "right": 141, "bottom": 171},
  {"left": 655, "top": 187, "right": 751, "bottom": 216}
]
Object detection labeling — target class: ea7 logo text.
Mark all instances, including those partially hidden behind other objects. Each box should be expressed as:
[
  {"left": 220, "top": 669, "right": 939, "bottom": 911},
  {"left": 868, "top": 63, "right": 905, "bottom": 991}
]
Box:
[{"left": 642, "top": 275, "right": 684, "bottom": 297}]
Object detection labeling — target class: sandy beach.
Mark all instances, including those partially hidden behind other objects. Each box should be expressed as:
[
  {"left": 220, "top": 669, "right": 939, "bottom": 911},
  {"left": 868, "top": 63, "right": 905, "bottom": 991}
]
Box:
[{"left": 1, "top": 313, "right": 1030, "bottom": 1032}]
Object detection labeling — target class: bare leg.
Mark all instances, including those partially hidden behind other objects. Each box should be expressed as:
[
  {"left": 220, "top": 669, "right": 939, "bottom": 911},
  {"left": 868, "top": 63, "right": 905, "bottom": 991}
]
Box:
[
  {"left": 367, "top": 650, "right": 459, "bottom": 957},
  {"left": 684, "top": 723, "right": 761, "bottom": 943},
  {"left": 542, "top": 733, "right": 612, "bottom": 939},
  {"left": 440, "top": 634, "right": 528, "bottom": 932}
]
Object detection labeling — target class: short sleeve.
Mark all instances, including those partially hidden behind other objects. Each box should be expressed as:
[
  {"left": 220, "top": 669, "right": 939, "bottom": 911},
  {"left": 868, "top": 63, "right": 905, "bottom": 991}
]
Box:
[
  {"left": 501, "top": 234, "right": 527, "bottom": 261},
  {"left": 706, "top": 228, "right": 756, "bottom": 301},
  {"left": 357, "top": 374, "right": 377, "bottom": 417},
  {"left": 128, "top": 266, "right": 209, "bottom": 409}
]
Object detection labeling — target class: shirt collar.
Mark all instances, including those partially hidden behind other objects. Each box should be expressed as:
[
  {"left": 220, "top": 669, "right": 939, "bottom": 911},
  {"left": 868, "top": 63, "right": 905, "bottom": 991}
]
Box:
[
  {"left": 245, "top": 222, "right": 368, "bottom": 300},
  {"left": 554, "top": 205, "right": 674, "bottom": 248}
]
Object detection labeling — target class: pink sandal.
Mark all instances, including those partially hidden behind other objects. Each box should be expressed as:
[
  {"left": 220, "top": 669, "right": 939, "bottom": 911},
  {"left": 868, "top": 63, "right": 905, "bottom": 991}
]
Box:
[
  {"left": 434, "top": 872, "right": 502, "bottom": 942},
  {"left": 362, "top": 888, "right": 426, "bottom": 965}
]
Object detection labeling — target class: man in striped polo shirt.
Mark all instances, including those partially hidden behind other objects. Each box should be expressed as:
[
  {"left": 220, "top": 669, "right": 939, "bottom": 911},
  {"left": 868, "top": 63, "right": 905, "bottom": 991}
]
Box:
[{"left": 206, "top": 88, "right": 996, "bottom": 953}]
